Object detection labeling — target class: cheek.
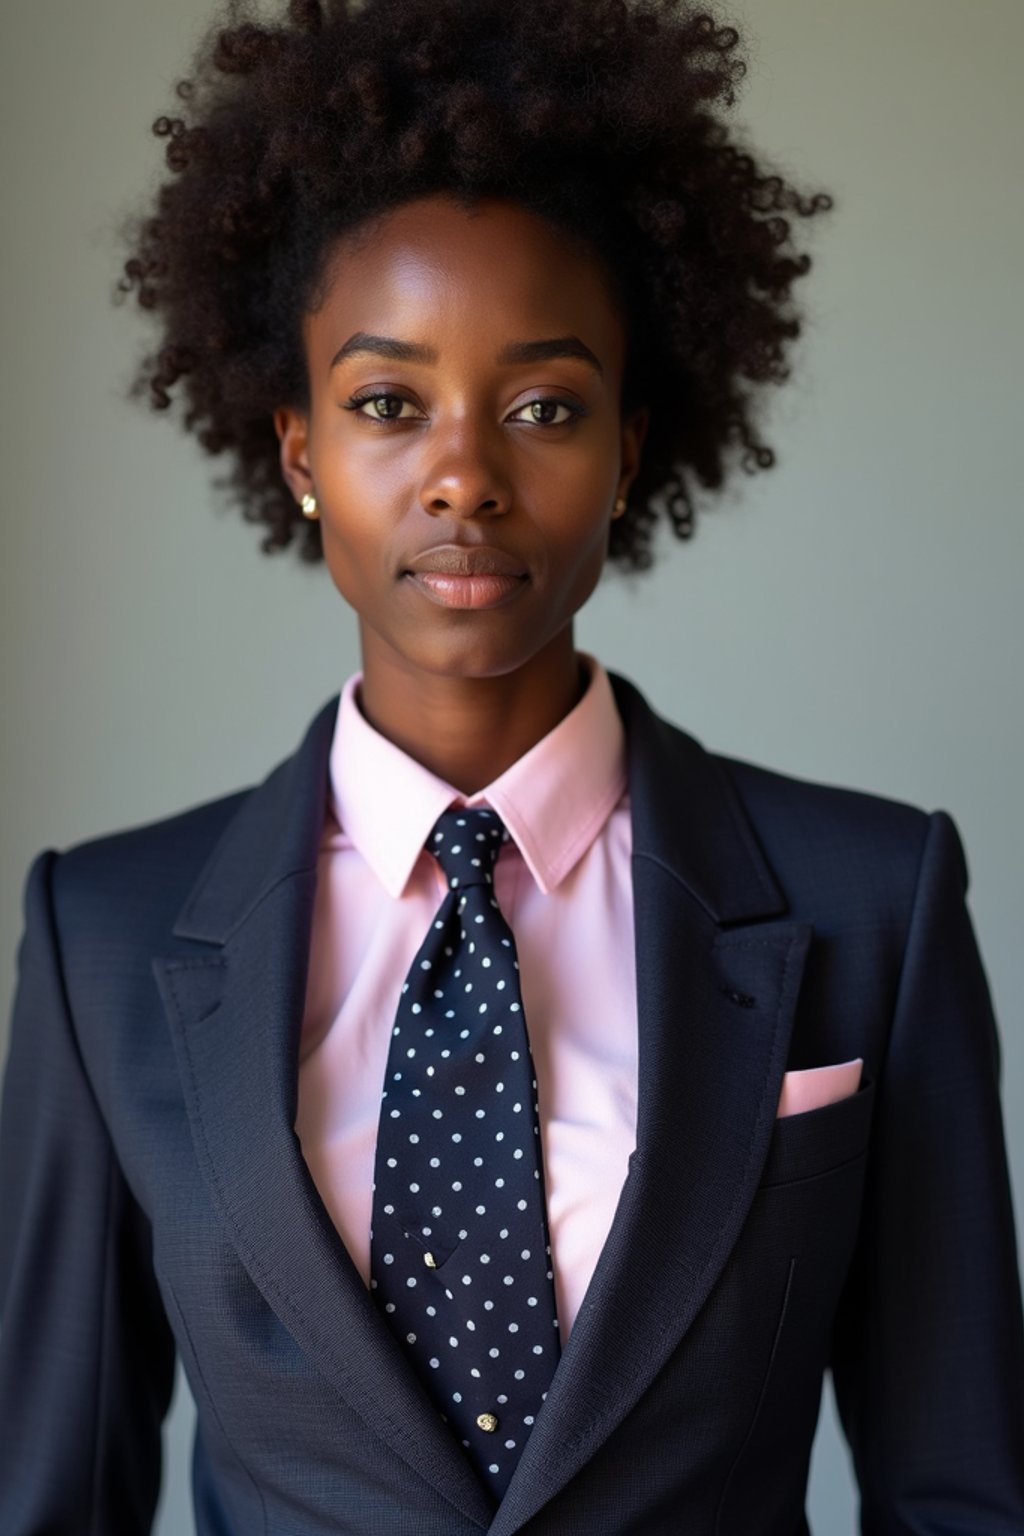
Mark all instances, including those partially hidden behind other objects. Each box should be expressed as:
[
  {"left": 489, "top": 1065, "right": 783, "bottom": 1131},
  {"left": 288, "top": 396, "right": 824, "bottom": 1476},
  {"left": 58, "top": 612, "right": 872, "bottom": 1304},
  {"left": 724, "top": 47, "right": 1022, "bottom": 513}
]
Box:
[
  {"left": 569, "top": 524, "right": 614, "bottom": 606},
  {"left": 311, "top": 442, "right": 410, "bottom": 582},
  {"left": 546, "top": 493, "right": 616, "bottom": 588},
  {"left": 316, "top": 509, "right": 381, "bottom": 611}
]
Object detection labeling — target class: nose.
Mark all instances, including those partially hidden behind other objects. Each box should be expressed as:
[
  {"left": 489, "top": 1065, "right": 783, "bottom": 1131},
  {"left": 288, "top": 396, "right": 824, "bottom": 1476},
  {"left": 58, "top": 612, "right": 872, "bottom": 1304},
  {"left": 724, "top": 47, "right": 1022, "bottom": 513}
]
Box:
[{"left": 418, "top": 417, "right": 513, "bottom": 520}]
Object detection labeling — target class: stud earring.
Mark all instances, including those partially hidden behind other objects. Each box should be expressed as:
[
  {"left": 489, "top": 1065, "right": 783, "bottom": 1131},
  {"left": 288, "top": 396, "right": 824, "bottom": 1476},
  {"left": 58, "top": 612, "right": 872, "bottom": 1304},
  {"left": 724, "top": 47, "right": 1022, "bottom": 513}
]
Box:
[
  {"left": 613, "top": 495, "right": 628, "bottom": 516},
  {"left": 300, "top": 493, "right": 319, "bottom": 519}
]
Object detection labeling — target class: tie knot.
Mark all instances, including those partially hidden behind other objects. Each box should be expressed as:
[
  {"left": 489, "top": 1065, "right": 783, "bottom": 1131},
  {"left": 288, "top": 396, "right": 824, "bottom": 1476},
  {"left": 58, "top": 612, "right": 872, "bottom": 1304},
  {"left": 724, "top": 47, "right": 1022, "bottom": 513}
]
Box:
[{"left": 428, "top": 806, "right": 508, "bottom": 890}]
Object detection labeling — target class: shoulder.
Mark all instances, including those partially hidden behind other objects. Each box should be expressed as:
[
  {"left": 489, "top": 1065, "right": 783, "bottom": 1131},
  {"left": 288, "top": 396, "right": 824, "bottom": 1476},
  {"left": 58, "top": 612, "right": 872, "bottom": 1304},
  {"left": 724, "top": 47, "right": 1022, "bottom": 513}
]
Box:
[
  {"left": 610, "top": 669, "right": 955, "bottom": 924},
  {"left": 31, "top": 689, "right": 341, "bottom": 959},
  {"left": 716, "top": 746, "right": 964, "bottom": 922},
  {"left": 39, "top": 784, "right": 255, "bottom": 950},
  {"left": 716, "top": 745, "right": 931, "bottom": 862}
]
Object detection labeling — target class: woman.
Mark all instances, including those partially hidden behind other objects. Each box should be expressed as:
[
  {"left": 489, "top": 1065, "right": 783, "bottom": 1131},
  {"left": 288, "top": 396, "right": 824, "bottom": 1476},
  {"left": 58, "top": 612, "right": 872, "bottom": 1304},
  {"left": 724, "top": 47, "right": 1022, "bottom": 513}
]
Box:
[{"left": 1, "top": 0, "right": 1021, "bottom": 1531}]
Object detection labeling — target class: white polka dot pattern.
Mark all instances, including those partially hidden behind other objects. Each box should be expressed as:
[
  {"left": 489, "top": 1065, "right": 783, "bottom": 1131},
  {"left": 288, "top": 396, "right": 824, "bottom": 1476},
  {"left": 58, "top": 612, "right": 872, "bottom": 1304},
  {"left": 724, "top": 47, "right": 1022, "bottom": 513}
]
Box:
[{"left": 370, "top": 806, "right": 560, "bottom": 1501}]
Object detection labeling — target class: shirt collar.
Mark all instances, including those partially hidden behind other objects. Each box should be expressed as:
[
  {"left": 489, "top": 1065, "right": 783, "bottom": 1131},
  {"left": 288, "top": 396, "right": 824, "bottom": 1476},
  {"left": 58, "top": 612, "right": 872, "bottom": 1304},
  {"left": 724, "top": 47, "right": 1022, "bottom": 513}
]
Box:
[{"left": 328, "top": 651, "right": 627, "bottom": 899}]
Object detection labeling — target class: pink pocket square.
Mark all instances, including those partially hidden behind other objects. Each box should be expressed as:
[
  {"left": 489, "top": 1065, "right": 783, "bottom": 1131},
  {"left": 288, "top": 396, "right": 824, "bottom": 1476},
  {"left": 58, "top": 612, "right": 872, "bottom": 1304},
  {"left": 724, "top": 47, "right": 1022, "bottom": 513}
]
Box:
[{"left": 776, "top": 1058, "right": 863, "bottom": 1119}]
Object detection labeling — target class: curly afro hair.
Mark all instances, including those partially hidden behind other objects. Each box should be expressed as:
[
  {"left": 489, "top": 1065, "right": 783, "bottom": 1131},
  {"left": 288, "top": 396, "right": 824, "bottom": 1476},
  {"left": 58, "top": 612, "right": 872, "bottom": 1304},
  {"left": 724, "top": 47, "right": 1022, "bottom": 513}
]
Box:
[{"left": 117, "top": 0, "right": 833, "bottom": 572}]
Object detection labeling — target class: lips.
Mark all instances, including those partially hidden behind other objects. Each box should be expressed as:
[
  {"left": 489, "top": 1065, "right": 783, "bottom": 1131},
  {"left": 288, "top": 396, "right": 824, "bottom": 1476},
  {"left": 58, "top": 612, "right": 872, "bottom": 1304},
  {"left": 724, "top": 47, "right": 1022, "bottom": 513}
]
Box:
[
  {"left": 403, "top": 543, "right": 528, "bottom": 579},
  {"left": 402, "top": 544, "right": 529, "bottom": 611}
]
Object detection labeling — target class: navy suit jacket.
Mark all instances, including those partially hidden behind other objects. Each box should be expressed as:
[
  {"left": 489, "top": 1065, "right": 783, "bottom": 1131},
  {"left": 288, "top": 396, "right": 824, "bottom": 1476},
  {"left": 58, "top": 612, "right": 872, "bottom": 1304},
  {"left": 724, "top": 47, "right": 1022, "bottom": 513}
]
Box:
[{"left": 1, "top": 670, "right": 1023, "bottom": 1534}]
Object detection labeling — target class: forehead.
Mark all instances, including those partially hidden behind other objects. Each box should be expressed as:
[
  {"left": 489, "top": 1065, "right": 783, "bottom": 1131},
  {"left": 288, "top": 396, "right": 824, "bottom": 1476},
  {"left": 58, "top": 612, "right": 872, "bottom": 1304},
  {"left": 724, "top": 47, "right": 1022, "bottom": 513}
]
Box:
[{"left": 306, "top": 194, "right": 627, "bottom": 373}]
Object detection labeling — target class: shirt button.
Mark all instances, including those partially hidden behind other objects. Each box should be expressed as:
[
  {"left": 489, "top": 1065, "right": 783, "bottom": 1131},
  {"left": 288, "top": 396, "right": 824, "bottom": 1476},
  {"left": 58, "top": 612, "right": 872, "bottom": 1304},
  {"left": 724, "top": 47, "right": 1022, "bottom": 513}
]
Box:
[
  {"left": 476, "top": 1412, "right": 499, "bottom": 1433},
  {"left": 423, "top": 1253, "right": 437, "bottom": 1269}
]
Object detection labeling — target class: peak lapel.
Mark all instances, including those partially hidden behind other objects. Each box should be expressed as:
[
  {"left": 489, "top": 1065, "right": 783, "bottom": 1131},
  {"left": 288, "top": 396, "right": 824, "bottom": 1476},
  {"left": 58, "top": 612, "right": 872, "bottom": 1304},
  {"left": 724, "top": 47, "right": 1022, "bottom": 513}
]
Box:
[
  {"left": 152, "top": 694, "right": 494, "bottom": 1529},
  {"left": 490, "top": 674, "right": 811, "bottom": 1535}
]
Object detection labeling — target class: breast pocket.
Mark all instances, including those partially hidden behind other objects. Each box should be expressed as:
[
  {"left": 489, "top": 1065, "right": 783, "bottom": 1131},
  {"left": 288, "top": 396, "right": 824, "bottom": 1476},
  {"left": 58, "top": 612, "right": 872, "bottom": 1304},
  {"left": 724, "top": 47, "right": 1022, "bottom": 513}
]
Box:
[{"left": 758, "top": 1076, "right": 876, "bottom": 1188}]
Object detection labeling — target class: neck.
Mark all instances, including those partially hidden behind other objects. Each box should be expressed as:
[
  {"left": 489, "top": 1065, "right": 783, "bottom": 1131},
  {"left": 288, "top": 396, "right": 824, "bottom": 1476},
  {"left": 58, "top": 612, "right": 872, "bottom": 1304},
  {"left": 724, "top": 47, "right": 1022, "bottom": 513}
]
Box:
[{"left": 356, "top": 635, "right": 586, "bottom": 795}]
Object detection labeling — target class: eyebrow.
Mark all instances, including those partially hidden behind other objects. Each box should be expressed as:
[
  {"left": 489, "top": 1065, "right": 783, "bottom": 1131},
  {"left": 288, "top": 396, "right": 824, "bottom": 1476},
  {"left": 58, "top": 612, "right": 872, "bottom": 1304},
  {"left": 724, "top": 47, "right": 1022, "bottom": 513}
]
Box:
[{"left": 329, "top": 331, "right": 604, "bottom": 378}]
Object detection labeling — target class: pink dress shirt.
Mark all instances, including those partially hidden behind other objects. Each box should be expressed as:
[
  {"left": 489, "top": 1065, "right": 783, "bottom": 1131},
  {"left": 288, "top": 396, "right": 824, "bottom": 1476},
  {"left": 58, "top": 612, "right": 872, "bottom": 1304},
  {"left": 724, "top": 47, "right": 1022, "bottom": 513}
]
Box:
[{"left": 295, "top": 652, "right": 637, "bottom": 1340}]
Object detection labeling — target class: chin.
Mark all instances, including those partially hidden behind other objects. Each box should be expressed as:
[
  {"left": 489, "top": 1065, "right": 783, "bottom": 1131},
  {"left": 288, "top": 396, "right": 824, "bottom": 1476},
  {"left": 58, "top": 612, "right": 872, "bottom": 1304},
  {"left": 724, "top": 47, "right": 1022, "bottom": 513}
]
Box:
[{"left": 397, "top": 630, "right": 547, "bottom": 683}]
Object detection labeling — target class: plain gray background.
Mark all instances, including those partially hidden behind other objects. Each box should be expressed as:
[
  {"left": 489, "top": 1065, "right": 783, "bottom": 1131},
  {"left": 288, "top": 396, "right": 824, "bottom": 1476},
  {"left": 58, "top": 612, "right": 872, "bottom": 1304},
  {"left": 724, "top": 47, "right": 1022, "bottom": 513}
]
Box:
[{"left": 1, "top": 2, "right": 1021, "bottom": 1531}]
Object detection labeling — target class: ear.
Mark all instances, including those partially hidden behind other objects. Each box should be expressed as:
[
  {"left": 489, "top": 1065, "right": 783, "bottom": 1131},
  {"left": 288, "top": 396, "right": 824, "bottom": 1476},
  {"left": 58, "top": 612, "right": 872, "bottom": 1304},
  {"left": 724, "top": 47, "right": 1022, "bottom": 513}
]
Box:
[
  {"left": 273, "top": 406, "right": 314, "bottom": 505},
  {"left": 614, "top": 404, "right": 650, "bottom": 515}
]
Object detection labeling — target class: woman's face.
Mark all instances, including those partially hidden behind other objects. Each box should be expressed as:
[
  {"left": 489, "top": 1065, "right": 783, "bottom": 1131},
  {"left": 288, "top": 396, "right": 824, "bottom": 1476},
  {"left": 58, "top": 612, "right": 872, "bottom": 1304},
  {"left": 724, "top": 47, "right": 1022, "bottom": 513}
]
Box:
[{"left": 275, "top": 193, "right": 648, "bottom": 685}]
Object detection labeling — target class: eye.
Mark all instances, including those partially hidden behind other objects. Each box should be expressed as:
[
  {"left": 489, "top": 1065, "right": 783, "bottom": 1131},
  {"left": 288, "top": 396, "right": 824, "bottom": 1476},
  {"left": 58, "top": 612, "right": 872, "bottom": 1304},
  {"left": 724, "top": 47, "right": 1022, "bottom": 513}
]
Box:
[
  {"left": 509, "top": 398, "right": 586, "bottom": 427},
  {"left": 343, "top": 390, "right": 422, "bottom": 422}
]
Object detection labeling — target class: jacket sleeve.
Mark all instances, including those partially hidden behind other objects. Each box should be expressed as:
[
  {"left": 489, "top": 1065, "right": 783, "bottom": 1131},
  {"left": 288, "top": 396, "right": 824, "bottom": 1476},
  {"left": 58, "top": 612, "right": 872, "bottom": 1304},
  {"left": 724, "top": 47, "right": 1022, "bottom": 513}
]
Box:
[
  {"left": 0, "top": 849, "right": 177, "bottom": 1534},
  {"left": 830, "top": 809, "right": 1024, "bottom": 1531}
]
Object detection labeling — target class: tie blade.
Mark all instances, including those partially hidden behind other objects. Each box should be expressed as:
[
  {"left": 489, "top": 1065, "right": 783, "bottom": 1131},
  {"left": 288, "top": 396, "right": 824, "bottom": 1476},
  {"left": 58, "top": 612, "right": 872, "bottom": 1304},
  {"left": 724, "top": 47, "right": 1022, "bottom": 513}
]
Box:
[{"left": 370, "top": 807, "right": 560, "bottom": 1497}]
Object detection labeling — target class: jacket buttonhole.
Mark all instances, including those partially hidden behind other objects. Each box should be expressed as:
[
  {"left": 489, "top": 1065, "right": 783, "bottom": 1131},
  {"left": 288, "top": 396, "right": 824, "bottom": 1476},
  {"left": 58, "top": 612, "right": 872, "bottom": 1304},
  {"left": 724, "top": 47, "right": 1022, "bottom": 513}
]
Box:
[{"left": 720, "top": 986, "right": 757, "bottom": 1008}]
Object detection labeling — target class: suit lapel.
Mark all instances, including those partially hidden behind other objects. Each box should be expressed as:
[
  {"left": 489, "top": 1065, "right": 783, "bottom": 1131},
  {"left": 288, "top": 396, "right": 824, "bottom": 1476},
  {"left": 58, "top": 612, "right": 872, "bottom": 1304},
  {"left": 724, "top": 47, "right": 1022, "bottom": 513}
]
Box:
[
  {"left": 153, "top": 695, "right": 495, "bottom": 1529},
  {"left": 489, "top": 674, "right": 811, "bottom": 1534}
]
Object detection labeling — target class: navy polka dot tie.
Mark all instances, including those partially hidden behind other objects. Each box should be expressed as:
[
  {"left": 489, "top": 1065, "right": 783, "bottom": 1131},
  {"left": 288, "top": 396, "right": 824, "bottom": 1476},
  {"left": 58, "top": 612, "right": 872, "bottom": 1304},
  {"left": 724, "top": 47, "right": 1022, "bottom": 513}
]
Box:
[{"left": 370, "top": 805, "right": 561, "bottom": 1500}]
